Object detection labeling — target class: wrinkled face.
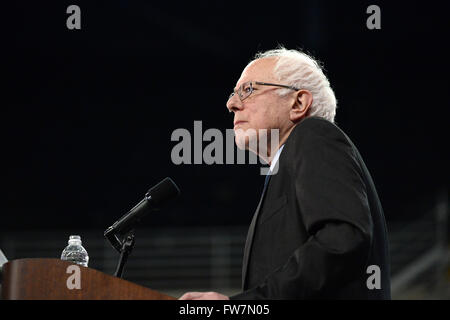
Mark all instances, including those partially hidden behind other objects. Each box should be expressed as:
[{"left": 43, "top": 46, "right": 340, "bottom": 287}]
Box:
[{"left": 226, "top": 58, "right": 291, "bottom": 152}]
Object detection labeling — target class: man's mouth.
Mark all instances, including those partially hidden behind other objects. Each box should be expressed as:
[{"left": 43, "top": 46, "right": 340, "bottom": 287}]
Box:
[{"left": 234, "top": 121, "right": 247, "bottom": 128}]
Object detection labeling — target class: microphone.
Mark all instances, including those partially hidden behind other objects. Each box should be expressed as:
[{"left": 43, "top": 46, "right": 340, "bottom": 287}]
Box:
[{"left": 104, "top": 177, "right": 180, "bottom": 252}]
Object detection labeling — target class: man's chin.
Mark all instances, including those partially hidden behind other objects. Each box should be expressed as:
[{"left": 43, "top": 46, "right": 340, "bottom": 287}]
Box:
[
  {"left": 234, "top": 131, "right": 258, "bottom": 152},
  {"left": 235, "top": 135, "right": 248, "bottom": 150}
]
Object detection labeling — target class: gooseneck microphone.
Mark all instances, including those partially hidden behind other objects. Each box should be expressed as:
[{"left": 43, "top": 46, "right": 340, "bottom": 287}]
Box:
[{"left": 104, "top": 177, "right": 180, "bottom": 252}]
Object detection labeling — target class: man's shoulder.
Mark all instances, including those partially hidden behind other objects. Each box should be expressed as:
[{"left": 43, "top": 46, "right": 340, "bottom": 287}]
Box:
[
  {"left": 289, "top": 116, "right": 346, "bottom": 143},
  {"left": 282, "top": 117, "right": 363, "bottom": 174},
  {"left": 283, "top": 116, "right": 359, "bottom": 163}
]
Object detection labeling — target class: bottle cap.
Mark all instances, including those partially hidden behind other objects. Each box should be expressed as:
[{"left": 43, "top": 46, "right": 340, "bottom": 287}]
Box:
[{"left": 68, "top": 235, "right": 82, "bottom": 244}]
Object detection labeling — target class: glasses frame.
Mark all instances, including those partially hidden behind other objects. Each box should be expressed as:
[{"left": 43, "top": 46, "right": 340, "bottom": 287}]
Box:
[{"left": 228, "top": 81, "right": 300, "bottom": 102}]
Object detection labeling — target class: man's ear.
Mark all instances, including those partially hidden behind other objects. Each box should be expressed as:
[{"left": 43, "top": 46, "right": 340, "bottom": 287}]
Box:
[{"left": 290, "top": 90, "right": 313, "bottom": 123}]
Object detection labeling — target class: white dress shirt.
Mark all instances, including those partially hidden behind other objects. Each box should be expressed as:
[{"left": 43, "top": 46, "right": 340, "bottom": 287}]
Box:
[{"left": 269, "top": 144, "right": 285, "bottom": 174}]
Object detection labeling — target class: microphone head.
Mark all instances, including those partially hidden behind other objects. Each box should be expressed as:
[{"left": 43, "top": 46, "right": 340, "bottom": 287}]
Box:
[{"left": 145, "top": 177, "right": 180, "bottom": 208}]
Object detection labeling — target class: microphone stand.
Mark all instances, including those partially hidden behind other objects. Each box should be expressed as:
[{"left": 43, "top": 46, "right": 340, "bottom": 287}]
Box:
[
  {"left": 103, "top": 177, "right": 180, "bottom": 279},
  {"left": 113, "top": 231, "right": 136, "bottom": 278},
  {"left": 104, "top": 225, "right": 137, "bottom": 278}
]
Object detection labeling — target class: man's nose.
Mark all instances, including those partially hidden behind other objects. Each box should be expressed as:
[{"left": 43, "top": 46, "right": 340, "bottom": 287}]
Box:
[{"left": 226, "top": 94, "right": 243, "bottom": 113}]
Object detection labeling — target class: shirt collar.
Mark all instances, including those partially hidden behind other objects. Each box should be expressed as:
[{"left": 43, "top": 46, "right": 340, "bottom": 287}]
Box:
[{"left": 269, "top": 144, "right": 285, "bottom": 174}]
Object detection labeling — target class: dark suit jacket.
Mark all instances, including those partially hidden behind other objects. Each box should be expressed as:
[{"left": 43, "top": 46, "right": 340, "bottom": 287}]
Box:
[{"left": 231, "top": 117, "right": 391, "bottom": 299}]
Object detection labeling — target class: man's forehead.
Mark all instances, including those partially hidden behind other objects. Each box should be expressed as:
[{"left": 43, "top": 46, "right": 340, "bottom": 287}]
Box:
[{"left": 235, "top": 58, "right": 276, "bottom": 87}]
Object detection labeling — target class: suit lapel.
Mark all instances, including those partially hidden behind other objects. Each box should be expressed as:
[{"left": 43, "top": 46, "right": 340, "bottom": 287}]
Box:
[{"left": 241, "top": 173, "right": 271, "bottom": 290}]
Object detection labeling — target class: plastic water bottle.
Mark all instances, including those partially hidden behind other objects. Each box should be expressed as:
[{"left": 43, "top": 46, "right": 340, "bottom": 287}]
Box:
[{"left": 60, "top": 235, "right": 89, "bottom": 267}]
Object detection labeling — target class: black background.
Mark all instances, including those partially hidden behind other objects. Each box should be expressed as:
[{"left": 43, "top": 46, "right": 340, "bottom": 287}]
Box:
[{"left": 3, "top": 1, "right": 448, "bottom": 232}]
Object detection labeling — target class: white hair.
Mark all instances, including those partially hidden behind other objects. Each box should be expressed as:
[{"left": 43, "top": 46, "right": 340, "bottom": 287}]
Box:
[{"left": 251, "top": 47, "right": 337, "bottom": 123}]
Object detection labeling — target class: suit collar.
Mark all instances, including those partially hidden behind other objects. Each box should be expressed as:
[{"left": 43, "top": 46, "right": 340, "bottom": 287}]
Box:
[{"left": 241, "top": 172, "right": 271, "bottom": 290}]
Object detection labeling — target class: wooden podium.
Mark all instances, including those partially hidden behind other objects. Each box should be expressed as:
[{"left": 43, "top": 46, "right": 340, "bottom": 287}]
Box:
[{"left": 1, "top": 258, "right": 176, "bottom": 300}]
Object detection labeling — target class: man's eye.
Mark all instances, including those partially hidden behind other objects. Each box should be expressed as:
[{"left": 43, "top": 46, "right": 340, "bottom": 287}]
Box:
[{"left": 244, "top": 87, "right": 251, "bottom": 93}]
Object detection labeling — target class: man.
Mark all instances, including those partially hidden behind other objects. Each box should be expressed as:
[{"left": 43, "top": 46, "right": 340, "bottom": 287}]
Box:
[{"left": 180, "top": 48, "right": 391, "bottom": 300}]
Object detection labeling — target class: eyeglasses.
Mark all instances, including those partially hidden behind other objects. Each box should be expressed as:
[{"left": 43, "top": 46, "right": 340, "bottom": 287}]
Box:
[{"left": 228, "top": 81, "right": 300, "bottom": 102}]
